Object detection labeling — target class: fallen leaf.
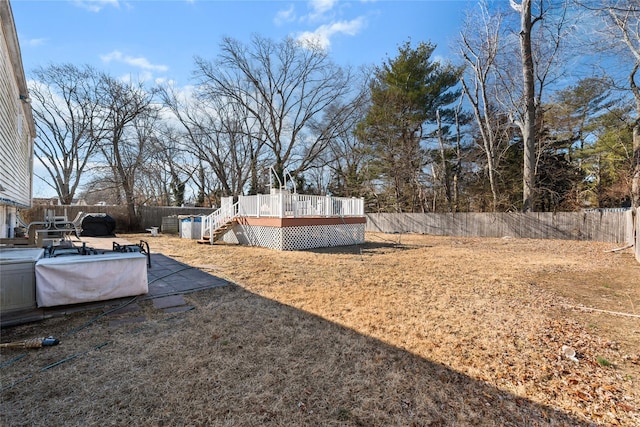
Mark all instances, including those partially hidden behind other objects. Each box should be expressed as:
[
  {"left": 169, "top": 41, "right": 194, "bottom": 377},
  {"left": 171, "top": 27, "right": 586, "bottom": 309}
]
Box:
[
  {"left": 617, "top": 402, "right": 635, "bottom": 412},
  {"left": 575, "top": 390, "right": 590, "bottom": 401}
]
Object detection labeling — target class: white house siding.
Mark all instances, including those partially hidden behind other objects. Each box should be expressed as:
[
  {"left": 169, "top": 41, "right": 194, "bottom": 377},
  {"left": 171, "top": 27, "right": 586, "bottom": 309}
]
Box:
[{"left": 0, "top": 1, "right": 35, "bottom": 238}]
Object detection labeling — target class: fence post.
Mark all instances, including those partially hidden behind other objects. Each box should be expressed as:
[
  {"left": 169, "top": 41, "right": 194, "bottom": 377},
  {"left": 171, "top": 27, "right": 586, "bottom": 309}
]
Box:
[{"left": 633, "top": 208, "right": 640, "bottom": 262}]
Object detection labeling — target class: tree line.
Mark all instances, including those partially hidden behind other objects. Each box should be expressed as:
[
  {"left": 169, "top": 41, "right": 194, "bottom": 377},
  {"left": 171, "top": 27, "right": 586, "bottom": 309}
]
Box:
[{"left": 29, "top": 1, "right": 639, "bottom": 228}]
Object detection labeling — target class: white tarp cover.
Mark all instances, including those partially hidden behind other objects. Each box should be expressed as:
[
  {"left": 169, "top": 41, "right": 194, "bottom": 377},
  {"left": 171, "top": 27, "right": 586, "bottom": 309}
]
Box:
[{"left": 35, "top": 253, "right": 148, "bottom": 307}]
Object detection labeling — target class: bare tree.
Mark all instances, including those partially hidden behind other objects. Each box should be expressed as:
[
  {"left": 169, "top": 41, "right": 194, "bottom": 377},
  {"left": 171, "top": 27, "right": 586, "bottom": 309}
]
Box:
[
  {"left": 95, "top": 75, "right": 157, "bottom": 230},
  {"left": 325, "top": 72, "right": 373, "bottom": 198},
  {"left": 137, "top": 125, "right": 197, "bottom": 206},
  {"left": 29, "top": 64, "right": 102, "bottom": 204},
  {"left": 512, "top": 0, "right": 538, "bottom": 212},
  {"left": 487, "top": 0, "right": 572, "bottom": 211},
  {"left": 193, "top": 35, "right": 356, "bottom": 186},
  {"left": 459, "top": 3, "right": 509, "bottom": 211},
  {"left": 433, "top": 101, "right": 468, "bottom": 213},
  {"left": 159, "top": 83, "right": 266, "bottom": 198},
  {"left": 601, "top": 1, "right": 640, "bottom": 207}
]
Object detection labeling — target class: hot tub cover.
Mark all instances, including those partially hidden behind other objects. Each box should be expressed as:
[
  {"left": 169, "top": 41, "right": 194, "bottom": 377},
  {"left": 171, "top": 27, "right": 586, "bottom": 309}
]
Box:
[
  {"left": 35, "top": 253, "right": 148, "bottom": 307},
  {"left": 80, "top": 214, "right": 116, "bottom": 237}
]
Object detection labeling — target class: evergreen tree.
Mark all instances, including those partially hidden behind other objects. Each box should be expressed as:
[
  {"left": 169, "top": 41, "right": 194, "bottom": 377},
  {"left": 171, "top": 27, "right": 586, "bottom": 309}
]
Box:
[
  {"left": 580, "top": 108, "right": 636, "bottom": 208},
  {"left": 357, "top": 41, "right": 462, "bottom": 212}
]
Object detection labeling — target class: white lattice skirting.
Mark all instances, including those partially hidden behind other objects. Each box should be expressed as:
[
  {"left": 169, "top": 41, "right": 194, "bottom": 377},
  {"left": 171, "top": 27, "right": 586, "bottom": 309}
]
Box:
[{"left": 222, "top": 223, "right": 365, "bottom": 251}]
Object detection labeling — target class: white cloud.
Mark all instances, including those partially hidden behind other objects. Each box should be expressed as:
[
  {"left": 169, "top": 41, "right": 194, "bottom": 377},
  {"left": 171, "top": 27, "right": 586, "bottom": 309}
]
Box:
[
  {"left": 305, "top": 0, "right": 339, "bottom": 23},
  {"left": 274, "top": 4, "right": 296, "bottom": 26},
  {"left": 309, "top": 0, "right": 337, "bottom": 16},
  {"left": 24, "top": 38, "right": 47, "bottom": 47},
  {"left": 297, "top": 16, "right": 366, "bottom": 50},
  {"left": 100, "top": 50, "right": 168, "bottom": 72},
  {"left": 71, "top": 0, "right": 120, "bottom": 13}
]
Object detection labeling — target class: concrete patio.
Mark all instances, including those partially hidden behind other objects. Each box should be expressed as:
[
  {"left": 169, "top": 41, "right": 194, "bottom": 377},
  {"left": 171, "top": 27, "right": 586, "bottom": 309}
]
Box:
[{"left": 0, "top": 248, "right": 230, "bottom": 328}]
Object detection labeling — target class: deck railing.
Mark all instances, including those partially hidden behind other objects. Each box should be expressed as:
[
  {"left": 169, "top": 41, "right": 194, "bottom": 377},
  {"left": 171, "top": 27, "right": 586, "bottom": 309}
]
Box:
[
  {"left": 201, "top": 193, "right": 364, "bottom": 241},
  {"left": 237, "top": 193, "right": 364, "bottom": 218}
]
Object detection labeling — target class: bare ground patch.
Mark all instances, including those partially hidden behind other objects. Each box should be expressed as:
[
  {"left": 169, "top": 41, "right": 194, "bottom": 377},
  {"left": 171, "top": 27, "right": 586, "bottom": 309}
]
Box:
[{"left": 1, "top": 232, "right": 638, "bottom": 426}]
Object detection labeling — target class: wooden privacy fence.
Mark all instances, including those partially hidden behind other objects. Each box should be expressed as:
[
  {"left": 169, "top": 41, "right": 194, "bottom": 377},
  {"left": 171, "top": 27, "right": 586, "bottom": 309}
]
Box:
[
  {"left": 366, "top": 211, "right": 635, "bottom": 245},
  {"left": 19, "top": 206, "right": 639, "bottom": 262},
  {"left": 137, "top": 206, "right": 215, "bottom": 231},
  {"left": 20, "top": 205, "right": 215, "bottom": 232},
  {"left": 635, "top": 208, "right": 640, "bottom": 263}
]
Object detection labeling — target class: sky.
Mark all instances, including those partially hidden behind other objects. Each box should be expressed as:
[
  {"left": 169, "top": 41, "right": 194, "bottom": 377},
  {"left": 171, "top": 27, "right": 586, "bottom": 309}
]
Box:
[
  {"left": 10, "top": 0, "right": 474, "bottom": 198},
  {"left": 12, "top": 0, "right": 473, "bottom": 88}
]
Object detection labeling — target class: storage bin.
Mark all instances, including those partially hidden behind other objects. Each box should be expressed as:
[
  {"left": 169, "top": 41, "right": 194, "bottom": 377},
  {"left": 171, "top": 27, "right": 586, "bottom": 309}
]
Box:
[{"left": 180, "top": 216, "right": 203, "bottom": 239}]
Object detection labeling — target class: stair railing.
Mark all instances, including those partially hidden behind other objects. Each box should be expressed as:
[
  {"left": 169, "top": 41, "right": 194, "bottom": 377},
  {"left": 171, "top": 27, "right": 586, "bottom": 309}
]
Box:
[{"left": 201, "top": 202, "right": 239, "bottom": 243}]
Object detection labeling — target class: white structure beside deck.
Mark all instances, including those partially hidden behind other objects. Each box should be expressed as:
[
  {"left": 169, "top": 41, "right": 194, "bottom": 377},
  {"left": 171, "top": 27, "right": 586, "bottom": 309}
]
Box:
[{"left": 202, "top": 192, "right": 366, "bottom": 251}]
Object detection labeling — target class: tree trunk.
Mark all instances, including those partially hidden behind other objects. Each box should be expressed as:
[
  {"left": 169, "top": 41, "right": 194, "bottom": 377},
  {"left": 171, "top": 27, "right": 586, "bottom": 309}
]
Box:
[
  {"left": 121, "top": 178, "right": 139, "bottom": 231},
  {"left": 453, "top": 106, "right": 462, "bottom": 212},
  {"left": 459, "top": 78, "right": 499, "bottom": 212},
  {"left": 520, "top": 0, "right": 537, "bottom": 212},
  {"left": 196, "top": 163, "right": 206, "bottom": 207},
  {"left": 249, "top": 150, "right": 259, "bottom": 195},
  {"left": 436, "top": 110, "right": 453, "bottom": 212}
]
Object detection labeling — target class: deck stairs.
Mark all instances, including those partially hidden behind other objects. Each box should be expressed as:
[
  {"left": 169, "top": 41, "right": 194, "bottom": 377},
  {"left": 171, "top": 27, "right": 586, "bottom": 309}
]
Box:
[
  {"left": 198, "top": 218, "right": 238, "bottom": 244},
  {"left": 198, "top": 202, "right": 239, "bottom": 244}
]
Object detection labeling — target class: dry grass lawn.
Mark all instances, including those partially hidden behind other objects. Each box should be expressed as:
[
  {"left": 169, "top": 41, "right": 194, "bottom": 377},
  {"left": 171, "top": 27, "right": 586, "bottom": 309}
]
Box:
[{"left": 1, "top": 232, "right": 639, "bottom": 426}]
